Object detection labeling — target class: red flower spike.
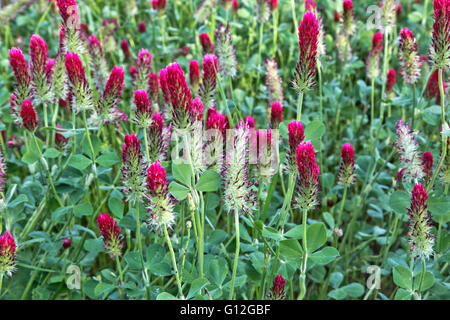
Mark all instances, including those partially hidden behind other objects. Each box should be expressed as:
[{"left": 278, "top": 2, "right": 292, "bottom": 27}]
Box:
[
  {"left": 245, "top": 116, "right": 255, "bottom": 129},
  {"left": 270, "top": 101, "right": 283, "bottom": 129},
  {"left": 148, "top": 73, "right": 159, "bottom": 102},
  {"left": 422, "top": 151, "right": 434, "bottom": 181},
  {"left": 293, "top": 11, "right": 319, "bottom": 92},
  {"left": 0, "top": 231, "right": 17, "bottom": 276},
  {"left": 20, "top": 99, "right": 38, "bottom": 131},
  {"left": 189, "top": 60, "right": 200, "bottom": 88},
  {"left": 200, "top": 33, "right": 214, "bottom": 54},
  {"left": 55, "top": 124, "right": 69, "bottom": 148},
  {"left": 147, "top": 161, "right": 168, "bottom": 195},
  {"left": 386, "top": 68, "right": 396, "bottom": 94},
  {"left": 97, "top": 213, "right": 122, "bottom": 257},
  {"left": 138, "top": 21, "right": 147, "bottom": 33},
  {"left": 295, "top": 141, "right": 320, "bottom": 210},
  {"left": 268, "top": 275, "right": 285, "bottom": 300},
  {"left": 121, "top": 39, "right": 131, "bottom": 59}
]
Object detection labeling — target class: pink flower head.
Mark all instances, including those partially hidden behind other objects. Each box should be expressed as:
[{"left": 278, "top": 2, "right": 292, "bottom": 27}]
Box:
[
  {"left": 29, "top": 34, "right": 48, "bottom": 78},
  {"left": 0, "top": 231, "right": 17, "bottom": 276},
  {"left": 270, "top": 101, "right": 283, "bottom": 129},
  {"left": 200, "top": 33, "right": 214, "bottom": 54},
  {"left": 399, "top": 28, "right": 422, "bottom": 84},
  {"left": 293, "top": 11, "right": 319, "bottom": 92},
  {"left": 200, "top": 54, "right": 218, "bottom": 108},
  {"left": 129, "top": 65, "right": 137, "bottom": 79},
  {"left": 138, "top": 21, "right": 147, "bottom": 33},
  {"left": 97, "top": 213, "right": 122, "bottom": 257},
  {"left": 343, "top": 0, "right": 353, "bottom": 14},
  {"left": 430, "top": 0, "right": 450, "bottom": 69},
  {"left": 407, "top": 183, "right": 435, "bottom": 259},
  {"left": 65, "top": 51, "right": 91, "bottom": 110},
  {"left": 339, "top": 143, "right": 355, "bottom": 185},
  {"left": 55, "top": 124, "right": 69, "bottom": 148},
  {"left": 20, "top": 100, "right": 38, "bottom": 131},
  {"left": 121, "top": 39, "right": 131, "bottom": 59},
  {"left": 386, "top": 68, "right": 396, "bottom": 95},
  {"left": 189, "top": 60, "right": 200, "bottom": 88},
  {"left": 295, "top": 141, "right": 320, "bottom": 210},
  {"left": 232, "top": 0, "right": 238, "bottom": 12},
  {"left": 286, "top": 121, "right": 305, "bottom": 172},
  {"left": 426, "top": 69, "right": 447, "bottom": 104},
  {"left": 207, "top": 107, "right": 229, "bottom": 134},
  {"left": 134, "top": 90, "right": 152, "bottom": 124},
  {"left": 87, "top": 34, "right": 108, "bottom": 90},
  {"left": 159, "top": 67, "right": 170, "bottom": 104},
  {"left": 147, "top": 161, "right": 168, "bottom": 195},
  {"left": 148, "top": 73, "right": 159, "bottom": 102},
  {"left": 122, "top": 132, "right": 141, "bottom": 164},
  {"left": 305, "top": 0, "right": 316, "bottom": 11},
  {"left": 164, "top": 63, "right": 194, "bottom": 128},
  {"left": 147, "top": 112, "right": 172, "bottom": 164},
  {"left": 152, "top": 0, "right": 167, "bottom": 11},
  {"left": 334, "top": 10, "right": 341, "bottom": 22},
  {"left": 99, "top": 66, "right": 124, "bottom": 117},
  {"left": 396, "top": 2, "right": 402, "bottom": 17},
  {"left": 191, "top": 97, "right": 204, "bottom": 121},
  {"left": 56, "top": 0, "right": 78, "bottom": 24},
  {"left": 63, "top": 238, "right": 71, "bottom": 249},
  {"left": 245, "top": 116, "right": 255, "bottom": 129},
  {"left": 268, "top": 275, "right": 285, "bottom": 300},
  {"left": 136, "top": 49, "right": 153, "bottom": 91},
  {"left": 422, "top": 151, "right": 434, "bottom": 181},
  {"left": 270, "top": 0, "right": 278, "bottom": 10},
  {"left": 9, "top": 48, "right": 30, "bottom": 102},
  {"left": 372, "top": 32, "right": 384, "bottom": 54}
]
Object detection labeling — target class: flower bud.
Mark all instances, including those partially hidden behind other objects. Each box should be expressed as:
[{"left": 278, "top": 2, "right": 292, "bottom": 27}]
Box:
[
  {"left": 268, "top": 275, "right": 285, "bottom": 300},
  {"left": 270, "top": 101, "right": 283, "bottom": 129},
  {"left": 200, "top": 33, "right": 214, "bottom": 54},
  {"left": 339, "top": 143, "right": 355, "bottom": 186},
  {"left": 62, "top": 238, "right": 71, "bottom": 249},
  {"left": 295, "top": 141, "right": 320, "bottom": 210},
  {"left": 55, "top": 124, "right": 69, "bottom": 149}
]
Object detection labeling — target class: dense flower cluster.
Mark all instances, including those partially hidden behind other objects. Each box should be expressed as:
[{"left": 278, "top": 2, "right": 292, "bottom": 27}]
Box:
[
  {"left": 429, "top": 0, "right": 450, "bottom": 69},
  {"left": 87, "top": 35, "right": 108, "bottom": 91},
  {"left": 200, "top": 54, "right": 218, "bottom": 111},
  {"left": 214, "top": 23, "right": 238, "bottom": 79},
  {"left": 399, "top": 28, "right": 422, "bottom": 85},
  {"left": 407, "top": 184, "right": 435, "bottom": 259},
  {"left": 146, "top": 161, "right": 175, "bottom": 230},
  {"left": 292, "top": 12, "right": 320, "bottom": 93},
  {"left": 267, "top": 275, "right": 285, "bottom": 300},
  {"left": 147, "top": 112, "right": 172, "bottom": 164},
  {"left": 286, "top": 121, "right": 305, "bottom": 173},
  {"left": 294, "top": 141, "right": 320, "bottom": 210},
  {"left": 121, "top": 132, "right": 146, "bottom": 200},
  {"left": 0, "top": 231, "right": 17, "bottom": 277},
  {"left": 223, "top": 121, "right": 256, "bottom": 215},
  {"left": 65, "top": 51, "right": 92, "bottom": 112},
  {"left": 97, "top": 213, "right": 123, "bottom": 257},
  {"left": 394, "top": 120, "right": 425, "bottom": 183},
  {"left": 366, "top": 32, "right": 383, "bottom": 80},
  {"left": 339, "top": 143, "right": 355, "bottom": 186}
]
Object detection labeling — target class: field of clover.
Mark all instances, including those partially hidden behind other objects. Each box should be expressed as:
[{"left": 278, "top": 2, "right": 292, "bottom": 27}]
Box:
[{"left": 0, "top": 0, "right": 448, "bottom": 301}]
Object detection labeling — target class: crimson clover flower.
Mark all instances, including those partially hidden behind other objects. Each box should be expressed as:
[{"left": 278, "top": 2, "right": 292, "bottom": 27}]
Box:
[
  {"left": 97, "top": 213, "right": 123, "bottom": 257},
  {"left": 407, "top": 183, "right": 435, "bottom": 260},
  {"left": 0, "top": 231, "right": 17, "bottom": 277},
  {"left": 146, "top": 161, "right": 175, "bottom": 230},
  {"left": 20, "top": 100, "right": 38, "bottom": 132},
  {"left": 399, "top": 28, "right": 422, "bottom": 85},
  {"left": 292, "top": 12, "right": 319, "bottom": 93},
  {"left": 338, "top": 143, "right": 355, "bottom": 186},
  {"left": 294, "top": 141, "right": 320, "bottom": 210}
]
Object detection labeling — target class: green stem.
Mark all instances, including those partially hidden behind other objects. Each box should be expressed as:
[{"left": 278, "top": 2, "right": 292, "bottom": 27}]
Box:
[
  {"left": 229, "top": 209, "right": 240, "bottom": 300},
  {"left": 163, "top": 225, "right": 184, "bottom": 299},
  {"left": 296, "top": 92, "right": 304, "bottom": 122},
  {"left": 418, "top": 258, "right": 426, "bottom": 299},
  {"left": 370, "top": 77, "right": 375, "bottom": 141},
  {"left": 143, "top": 127, "right": 151, "bottom": 163},
  {"left": 116, "top": 255, "right": 124, "bottom": 299},
  {"left": 135, "top": 201, "right": 151, "bottom": 300},
  {"left": 82, "top": 112, "right": 100, "bottom": 197},
  {"left": 298, "top": 208, "right": 308, "bottom": 300},
  {"left": 290, "top": 0, "right": 298, "bottom": 29}
]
